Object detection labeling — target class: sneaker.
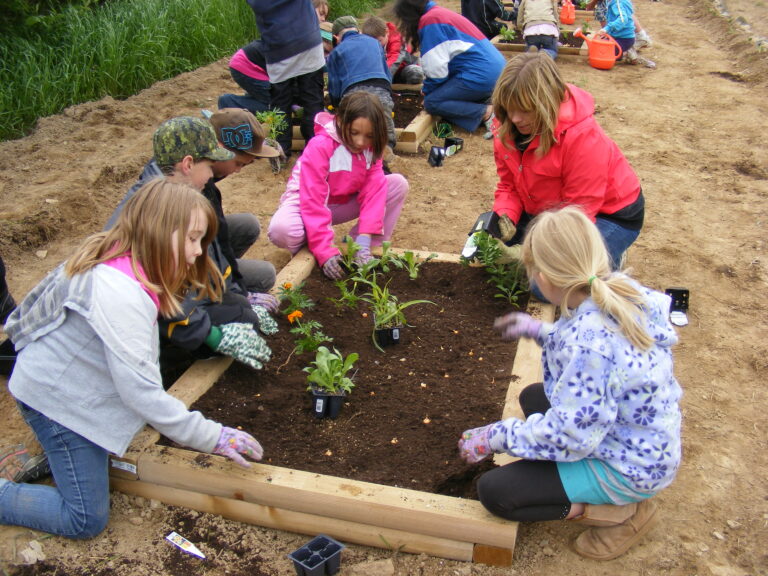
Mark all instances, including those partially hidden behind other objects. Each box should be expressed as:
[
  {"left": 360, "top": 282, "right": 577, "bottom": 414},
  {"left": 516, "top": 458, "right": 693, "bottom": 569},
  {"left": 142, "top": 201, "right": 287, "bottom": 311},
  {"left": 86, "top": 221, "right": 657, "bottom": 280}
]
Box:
[
  {"left": 0, "top": 444, "right": 28, "bottom": 481},
  {"left": 0, "top": 338, "right": 16, "bottom": 377},
  {"left": 483, "top": 112, "right": 495, "bottom": 140},
  {"left": 13, "top": 453, "right": 51, "bottom": 483},
  {"left": 635, "top": 29, "right": 652, "bottom": 49},
  {"left": 623, "top": 47, "right": 639, "bottom": 64}
]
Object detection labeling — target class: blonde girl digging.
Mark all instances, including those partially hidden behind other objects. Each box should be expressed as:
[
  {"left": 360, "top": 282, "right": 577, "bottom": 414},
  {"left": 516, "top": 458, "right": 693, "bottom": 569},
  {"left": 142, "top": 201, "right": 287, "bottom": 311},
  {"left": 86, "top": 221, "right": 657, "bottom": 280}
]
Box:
[{"left": 459, "top": 206, "right": 682, "bottom": 560}]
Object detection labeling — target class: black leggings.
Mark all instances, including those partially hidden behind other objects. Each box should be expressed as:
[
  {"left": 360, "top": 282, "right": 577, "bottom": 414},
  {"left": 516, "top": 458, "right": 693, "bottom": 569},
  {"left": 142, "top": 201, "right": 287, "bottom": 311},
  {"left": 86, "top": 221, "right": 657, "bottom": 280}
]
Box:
[{"left": 476, "top": 383, "right": 572, "bottom": 522}]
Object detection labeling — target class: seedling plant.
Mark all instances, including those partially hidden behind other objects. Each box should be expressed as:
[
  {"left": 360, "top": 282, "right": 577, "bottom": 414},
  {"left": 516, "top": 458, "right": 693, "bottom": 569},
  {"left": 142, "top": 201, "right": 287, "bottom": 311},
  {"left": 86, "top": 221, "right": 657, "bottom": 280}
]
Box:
[
  {"left": 278, "top": 282, "right": 315, "bottom": 316},
  {"left": 498, "top": 25, "right": 518, "bottom": 42},
  {"left": 304, "top": 346, "right": 358, "bottom": 395},
  {"left": 466, "top": 231, "right": 527, "bottom": 306},
  {"left": 287, "top": 310, "right": 332, "bottom": 355}
]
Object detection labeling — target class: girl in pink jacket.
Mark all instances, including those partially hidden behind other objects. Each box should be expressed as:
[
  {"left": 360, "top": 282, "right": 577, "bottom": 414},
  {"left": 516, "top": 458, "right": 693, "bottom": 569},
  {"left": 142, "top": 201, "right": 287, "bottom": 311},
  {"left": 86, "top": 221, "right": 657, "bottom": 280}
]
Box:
[{"left": 268, "top": 92, "right": 409, "bottom": 279}]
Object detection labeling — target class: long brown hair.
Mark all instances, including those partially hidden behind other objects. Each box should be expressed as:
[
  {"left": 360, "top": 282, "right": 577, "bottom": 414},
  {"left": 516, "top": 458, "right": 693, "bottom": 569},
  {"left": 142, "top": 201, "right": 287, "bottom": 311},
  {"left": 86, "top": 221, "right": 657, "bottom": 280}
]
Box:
[
  {"left": 66, "top": 179, "right": 223, "bottom": 317},
  {"left": 334, "top": 91, "right": 389, "bottom": 160},
  {"left": 492, "top": 51, "right": 568, "bottom": 156},
  {"left": 392, "top": 0, "right": 428, "bottom": 51}
]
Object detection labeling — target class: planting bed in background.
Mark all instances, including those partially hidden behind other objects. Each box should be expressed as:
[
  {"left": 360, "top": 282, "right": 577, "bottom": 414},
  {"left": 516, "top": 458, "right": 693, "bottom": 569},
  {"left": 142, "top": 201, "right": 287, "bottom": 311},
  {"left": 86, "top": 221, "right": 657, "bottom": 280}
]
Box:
[{"left": 170, "top": 261, "right": 524, "bottom": 496}]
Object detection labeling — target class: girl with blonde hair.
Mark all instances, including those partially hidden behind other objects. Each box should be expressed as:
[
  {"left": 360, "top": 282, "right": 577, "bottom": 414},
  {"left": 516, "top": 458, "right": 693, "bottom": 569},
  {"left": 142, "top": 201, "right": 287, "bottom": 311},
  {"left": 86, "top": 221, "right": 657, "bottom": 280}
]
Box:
[
  {"left": 486, "top": 52, "right": 645, "bottom": 276},
  {"left": 459, "top": 206, "right": 682, "bottom": 560},
  {"left": 2, "top": 180, "right": 265, "bottom": 539}
]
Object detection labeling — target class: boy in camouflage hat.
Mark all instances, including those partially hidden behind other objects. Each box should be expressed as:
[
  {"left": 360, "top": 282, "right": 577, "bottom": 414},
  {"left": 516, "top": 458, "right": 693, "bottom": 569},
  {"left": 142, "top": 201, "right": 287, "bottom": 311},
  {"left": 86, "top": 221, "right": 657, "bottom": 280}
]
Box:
[{"left": 105, "top": 114, "right": 279, "bottom": 376}]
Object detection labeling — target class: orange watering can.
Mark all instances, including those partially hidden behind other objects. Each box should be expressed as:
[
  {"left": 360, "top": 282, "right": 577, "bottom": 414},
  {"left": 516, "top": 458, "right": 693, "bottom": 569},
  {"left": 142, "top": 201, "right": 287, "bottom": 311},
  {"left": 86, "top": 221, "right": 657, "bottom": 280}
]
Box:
[
  {"left": 574, "top": 28, "right": 623, "bottom": 70},
  {"left": 560, "top": 0, "right": 575, "bottom": 24}
]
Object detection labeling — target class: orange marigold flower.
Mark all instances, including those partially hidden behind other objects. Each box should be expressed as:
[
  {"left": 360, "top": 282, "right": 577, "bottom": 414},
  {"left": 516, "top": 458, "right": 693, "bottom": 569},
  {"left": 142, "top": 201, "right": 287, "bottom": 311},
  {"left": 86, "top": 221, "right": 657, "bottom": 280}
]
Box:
[
  {"left": 283, "top": 282, "right": 293, "bottom": 290},
  {"left": 287, "top": 310, "right": 304, "bottom": 323}
]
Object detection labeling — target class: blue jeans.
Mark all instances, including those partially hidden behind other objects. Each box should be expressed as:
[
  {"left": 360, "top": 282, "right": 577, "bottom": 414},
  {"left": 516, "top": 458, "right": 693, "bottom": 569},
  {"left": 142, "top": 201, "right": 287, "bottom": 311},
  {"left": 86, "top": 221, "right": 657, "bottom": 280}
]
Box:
[
  {"left": 525, "top": 35, "right": 558, "bottom": 60},
  {"left": 218, "top": 69, "right": 272, "bottom": 114},
  {"left": 511, "top": 213, "right": 641, "bottom": 301},
  {"left": 424, "top": 78, "right": 492, "bottom": 132},
  {"left": 0, "top": 402, "right": 110, "bottom": 538}
]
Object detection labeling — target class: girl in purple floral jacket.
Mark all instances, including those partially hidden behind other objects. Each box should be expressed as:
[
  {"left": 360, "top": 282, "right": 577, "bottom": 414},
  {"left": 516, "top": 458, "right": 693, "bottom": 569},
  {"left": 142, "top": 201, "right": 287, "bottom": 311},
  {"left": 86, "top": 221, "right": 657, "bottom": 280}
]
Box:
[{"left": 459, "top": 206, "right": 682, "bottom": 561}]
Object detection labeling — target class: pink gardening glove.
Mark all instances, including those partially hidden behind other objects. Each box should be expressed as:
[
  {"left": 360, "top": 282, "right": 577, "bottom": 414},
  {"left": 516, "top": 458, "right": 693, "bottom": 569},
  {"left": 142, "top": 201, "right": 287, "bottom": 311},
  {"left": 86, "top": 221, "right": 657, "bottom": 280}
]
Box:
[
  {"left": 458, "top": 424, "right": 494, "bottom": 464},
  {"left": 247, "top": 291, "right": 279, "bottom": 313},
  {"left": 354, "top": 235, "right": 373, "bottom": 267},
  {"left": 213, "top": 427, "right": 263, "bottom": 468},
  {"left": 494, "top": 312, "right": 542, "bottom": 341},
  {"left": 322, "top": 254, "right": 345, "bottom": 280}
]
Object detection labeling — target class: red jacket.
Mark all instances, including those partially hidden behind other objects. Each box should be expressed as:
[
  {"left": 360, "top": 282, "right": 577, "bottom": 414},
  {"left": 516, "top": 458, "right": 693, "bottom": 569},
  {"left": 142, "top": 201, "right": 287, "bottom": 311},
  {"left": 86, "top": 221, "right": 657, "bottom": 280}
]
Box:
[
  {"left": 385, "top": 22, "right": 403, "bottom": 69},
  {"left": 493, "top": 84, "right": 641, "bottom": 224}
]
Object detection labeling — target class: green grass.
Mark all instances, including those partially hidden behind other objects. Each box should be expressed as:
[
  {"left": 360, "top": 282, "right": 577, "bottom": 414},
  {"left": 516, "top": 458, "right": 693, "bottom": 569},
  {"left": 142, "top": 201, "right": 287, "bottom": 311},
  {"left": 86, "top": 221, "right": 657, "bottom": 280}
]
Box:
[
  {"left": 0, "top": 0, "right": 390, "bottom": 142},
  {"left": 0, "top": 0, "right": 255, "bottom": 141}
]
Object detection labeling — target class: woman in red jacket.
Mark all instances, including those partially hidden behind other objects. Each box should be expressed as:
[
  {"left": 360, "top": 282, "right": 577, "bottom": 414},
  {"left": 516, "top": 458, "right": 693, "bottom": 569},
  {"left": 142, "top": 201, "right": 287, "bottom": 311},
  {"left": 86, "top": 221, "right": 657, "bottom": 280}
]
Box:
[{"left": 489, "top": 52, "right": 644, "bottom": 270}]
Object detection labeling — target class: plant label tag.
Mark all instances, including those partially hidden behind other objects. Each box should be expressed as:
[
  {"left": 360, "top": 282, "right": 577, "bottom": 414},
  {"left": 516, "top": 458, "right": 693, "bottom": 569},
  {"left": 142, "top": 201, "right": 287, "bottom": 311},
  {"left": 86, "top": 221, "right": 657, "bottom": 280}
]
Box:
[
  {"left": 392, "top": 328, "right": 400, "bottom": 342},
  {"left": 166, "top": 531, "right": 205, "bottom": 559},
  {"left": 670, "top": 310, "right": 688, "bottom": 326}
]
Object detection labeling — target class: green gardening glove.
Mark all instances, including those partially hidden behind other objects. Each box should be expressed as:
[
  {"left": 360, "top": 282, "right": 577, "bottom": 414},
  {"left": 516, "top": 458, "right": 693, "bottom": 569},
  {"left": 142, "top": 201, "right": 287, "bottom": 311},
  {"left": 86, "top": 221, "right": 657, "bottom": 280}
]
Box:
[
  {"left": 497, "top": 214, "right": 517, "bottom": 242},
  {"left": 215, "top": 323, "right": 271, "bottom": 370},
  {"left": 251, "top": 305, "right": 278, "bottom": 336},
  {"left": 494, "top": 240, "right": 523, "bottom": 264}
]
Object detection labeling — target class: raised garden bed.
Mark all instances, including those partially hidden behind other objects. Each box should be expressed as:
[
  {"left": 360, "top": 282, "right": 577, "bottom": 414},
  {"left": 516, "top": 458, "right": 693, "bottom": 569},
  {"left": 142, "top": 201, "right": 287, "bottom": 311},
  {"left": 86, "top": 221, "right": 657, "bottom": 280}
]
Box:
[
  {"left": 108, "top": 249, "right": 555, "bottom": 566},
  {"left": 492, "top": 29, "right": 589, "bottom": 56}
]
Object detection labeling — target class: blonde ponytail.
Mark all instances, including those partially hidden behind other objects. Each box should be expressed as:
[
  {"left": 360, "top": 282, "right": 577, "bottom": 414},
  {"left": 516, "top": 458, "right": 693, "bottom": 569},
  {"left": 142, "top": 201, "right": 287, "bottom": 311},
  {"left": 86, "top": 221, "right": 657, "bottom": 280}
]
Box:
[{"left": 522, "top": 206, "right": 654, "bottom": 350}]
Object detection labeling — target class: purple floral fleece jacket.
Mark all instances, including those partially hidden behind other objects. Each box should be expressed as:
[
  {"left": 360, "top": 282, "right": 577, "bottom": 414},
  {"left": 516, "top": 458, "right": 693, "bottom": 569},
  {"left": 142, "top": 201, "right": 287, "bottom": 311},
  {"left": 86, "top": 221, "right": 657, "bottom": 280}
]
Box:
[{"left": 488, "top": 279, "right": 682, "bottom": 494}]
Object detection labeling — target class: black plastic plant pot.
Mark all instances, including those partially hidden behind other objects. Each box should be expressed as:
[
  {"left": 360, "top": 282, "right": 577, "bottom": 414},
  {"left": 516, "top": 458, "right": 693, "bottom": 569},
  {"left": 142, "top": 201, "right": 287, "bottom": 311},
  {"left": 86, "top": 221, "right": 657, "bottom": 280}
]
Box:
[
  {"left": 428, "top": 145, "right": 446, "bottom": 167},
  {"left": 374, "top": 325, "right": 401, "bottom": 347},
  {"left": 444, "top": 136, "right": 464, "bottom": 155},
  {"left": 287, "top": 534, "right": 345, "bottom": 576},
  {"left": 310, "top": 388, "right": 346, "bottom": 419}
]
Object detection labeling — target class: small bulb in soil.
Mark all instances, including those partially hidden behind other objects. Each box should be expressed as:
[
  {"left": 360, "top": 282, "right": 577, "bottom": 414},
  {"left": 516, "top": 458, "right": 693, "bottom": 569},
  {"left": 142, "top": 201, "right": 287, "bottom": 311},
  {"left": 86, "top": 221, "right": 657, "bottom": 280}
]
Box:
[
  {"left": 362, "top": 312, "right": 368, "bottom": 318},
  {"left": 370, "top": 391, "right": 376, "bottom": 396},
  {"left": 399, "top": 357, "right": 406, "bottom": 362},
  {"left": 444, "top": 373, "right": 450, "bottom": 378},
  {"left": 420, "top": 382, "right": 427, "bottom": 388},
  {"left": 423, "top": 417, "right": 431, "bottom": 424},
  {"left": 479, "top": 357, "right": 483, "bottom": 361},
  {"left": 453, "top": 330, "right": 459, "bottom": 334},
  {"left": 391, "top": 438, "right": 398, "bottom": 444},
  {"left": 324, "top": 450, "right": 333, "bottom": 456},
  {"left": 468, "top": 350, "right": 474, "bottom": 356},
  {"left": 237, "top": 426, "right": 243, "bottom": 430}
]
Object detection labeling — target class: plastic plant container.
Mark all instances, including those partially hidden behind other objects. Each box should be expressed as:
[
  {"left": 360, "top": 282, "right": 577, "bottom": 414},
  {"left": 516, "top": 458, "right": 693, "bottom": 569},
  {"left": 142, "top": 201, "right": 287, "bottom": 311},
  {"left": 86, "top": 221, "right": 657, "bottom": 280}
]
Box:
[{"left": 288, "top": 534, "right": 345, "bottom": 576}]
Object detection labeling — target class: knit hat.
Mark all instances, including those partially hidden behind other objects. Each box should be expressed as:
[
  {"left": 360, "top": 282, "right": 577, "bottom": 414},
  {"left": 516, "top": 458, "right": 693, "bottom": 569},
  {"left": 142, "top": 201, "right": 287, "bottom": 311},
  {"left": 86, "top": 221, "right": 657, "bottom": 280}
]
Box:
[
  {"left": 332, "top": 16, "right": 358, "bottom": 37},
  {"left": 208, "top": 108, "right": 279, "bottom": 158},
  {"left": 320, "top": 21, "right": 334, "bottom": 42},
  {"left": 153, "top": 117, "right": 233, "bottom": 168}
]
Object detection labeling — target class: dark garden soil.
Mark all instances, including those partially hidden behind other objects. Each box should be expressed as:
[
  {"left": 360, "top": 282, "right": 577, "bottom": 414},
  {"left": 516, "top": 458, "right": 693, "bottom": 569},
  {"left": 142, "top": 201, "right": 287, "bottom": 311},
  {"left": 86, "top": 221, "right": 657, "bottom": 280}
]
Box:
[
  {"left": 392, "top": 91, "right": 424, "bottom": 129},
  {"left": 167, "top": 262, "right": 527, "bottom": 499},
  {"left": 497, "top": 32, "right": 584, "bottom": 48}
]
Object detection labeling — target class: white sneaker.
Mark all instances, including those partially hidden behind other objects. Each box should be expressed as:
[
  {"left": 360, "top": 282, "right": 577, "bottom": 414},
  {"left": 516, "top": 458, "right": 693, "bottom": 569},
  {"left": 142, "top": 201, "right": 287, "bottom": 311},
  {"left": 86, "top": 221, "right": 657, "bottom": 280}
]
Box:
[{"left": 635, "top": 29, "right": 652, "bottom": 49}]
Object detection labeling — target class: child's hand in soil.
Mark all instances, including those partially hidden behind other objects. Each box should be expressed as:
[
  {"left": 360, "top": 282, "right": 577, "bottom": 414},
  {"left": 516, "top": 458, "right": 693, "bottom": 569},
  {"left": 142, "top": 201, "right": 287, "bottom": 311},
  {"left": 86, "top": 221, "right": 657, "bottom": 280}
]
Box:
[
  {"left": 494, "top": 312, "right": 542, "bottom": 340},
  {"left": 248, "top": 291, "right": 279, "bottom": 314},
  {"left": 458, "top": 424, "right": 494, "bottom": 464},
  {"left": 322, "top": 255, "right": 345, "bottom": 280},
  {"left": 213, "top": 427, "right": 263, "bottom": 467},
  {"left": 354, "top": 235, "right": 373, "bottom": 267},
  {"left": 216, "top": 323, "right": 272, "bottom": 369}
]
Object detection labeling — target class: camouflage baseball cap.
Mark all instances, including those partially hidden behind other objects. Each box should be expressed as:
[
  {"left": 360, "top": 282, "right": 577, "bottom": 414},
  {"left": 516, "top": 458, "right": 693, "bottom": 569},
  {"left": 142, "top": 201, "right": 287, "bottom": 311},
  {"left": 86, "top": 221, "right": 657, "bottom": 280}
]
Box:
[
  {"left": 153, "top": 116, "right": 234, "bottom": 168},
  {"left": 332, "top": 16, "right": 358, "bottom": 37}
]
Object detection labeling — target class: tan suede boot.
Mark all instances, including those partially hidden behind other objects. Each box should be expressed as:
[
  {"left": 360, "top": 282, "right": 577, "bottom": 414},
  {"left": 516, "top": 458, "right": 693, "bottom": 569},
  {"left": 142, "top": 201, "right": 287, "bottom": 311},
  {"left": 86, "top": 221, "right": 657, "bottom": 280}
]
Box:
[
  {"left": 573, "top": 499, "right": 659, "bottom": 560},
  {"left": 571, "top": 502, "right": 638, "bottom": 527}
]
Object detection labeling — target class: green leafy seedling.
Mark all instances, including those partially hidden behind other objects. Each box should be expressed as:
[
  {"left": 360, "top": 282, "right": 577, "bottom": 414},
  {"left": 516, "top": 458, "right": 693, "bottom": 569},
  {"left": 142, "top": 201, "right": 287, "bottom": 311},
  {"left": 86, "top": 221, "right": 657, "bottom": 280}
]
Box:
[{"left": 304, "top": 346, "right": 358, "bottom": 395}]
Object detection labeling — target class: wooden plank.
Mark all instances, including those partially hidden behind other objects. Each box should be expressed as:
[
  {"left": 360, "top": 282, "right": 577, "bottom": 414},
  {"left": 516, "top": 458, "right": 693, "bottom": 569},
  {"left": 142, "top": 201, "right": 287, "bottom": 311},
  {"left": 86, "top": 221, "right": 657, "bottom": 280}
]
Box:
[
  {"left": 494, "top": 301, "right": 556, "bottom": 466},
  {"left": 111, "top": 478, "right": 475, "bottom": 561},
  {"left": 135, "top": 446, "right": 518, "bottom": 550},
  {"left": 473, "top": 544, "right": 513, "bottom": 567}
]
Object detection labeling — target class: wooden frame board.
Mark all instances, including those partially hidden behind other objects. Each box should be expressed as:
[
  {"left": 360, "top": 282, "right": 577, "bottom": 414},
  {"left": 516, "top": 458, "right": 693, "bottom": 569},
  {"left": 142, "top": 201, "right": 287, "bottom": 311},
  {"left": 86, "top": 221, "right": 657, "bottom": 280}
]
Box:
[{"left": 109, "top": 248, "right": 555, "bottom": 566}]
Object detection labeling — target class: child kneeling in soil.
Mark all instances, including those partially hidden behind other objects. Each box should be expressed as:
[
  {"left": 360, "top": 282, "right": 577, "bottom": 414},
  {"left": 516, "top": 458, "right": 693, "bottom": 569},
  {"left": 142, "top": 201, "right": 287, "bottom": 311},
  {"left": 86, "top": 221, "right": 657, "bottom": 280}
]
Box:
[
  {"left": 459, "top": 206, "right": 682, "bottom": 560},
  {"left": 0, "top": 180, "right": 264, "bottom": 539},
  {"left": 515, "top": 0, "right": 560, "bottom": 59},
  {"left": 268, "top": 92, "right": 409, "bottom": 280}
]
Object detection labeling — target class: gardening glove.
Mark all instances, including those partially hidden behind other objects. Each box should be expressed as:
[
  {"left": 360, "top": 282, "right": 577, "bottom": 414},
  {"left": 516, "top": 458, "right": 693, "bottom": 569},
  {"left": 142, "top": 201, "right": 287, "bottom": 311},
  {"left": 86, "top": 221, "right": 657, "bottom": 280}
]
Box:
[
  {"left": 250, "top": 304, "right": 279, "bottom": 336},
  {"left": 458, "top": 424, "right": 495, "bottom": 464},
  {"left": 493, "top": 312, "right": 542, "bottom": 341},
  {"left": 247, "top": 291, "right": 279, "bottom": 314},
  {"left": 322, "top": 254, "right": 345, "bottom": 280},
  {"left": 215, "top": 322, "right": 272, "bottom": 370},
  {"left": 494, "top": 240, "right": 523, "bottom": 264},
  {"left": 212, "top": 426, "right": 263, "bottom": 468},
  {"left": 497, "top": 213, "right": 517, "bottom": 242},
  {"left": 354, "top": 235, "right": 373, "bottom": 267},
  {"left": 266, "top": 138, "right": 287, "bottom": 173}
]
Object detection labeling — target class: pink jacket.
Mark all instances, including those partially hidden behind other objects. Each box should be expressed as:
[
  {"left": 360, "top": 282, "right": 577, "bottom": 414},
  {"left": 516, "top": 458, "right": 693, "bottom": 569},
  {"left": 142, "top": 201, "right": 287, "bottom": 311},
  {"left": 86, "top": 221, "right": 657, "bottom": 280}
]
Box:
[
  {"left": 284, "top": 111, "right": 387, "bottom": 266},
  {"left": 492, "top": 84, "right": 641, "bottom": 224}
]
